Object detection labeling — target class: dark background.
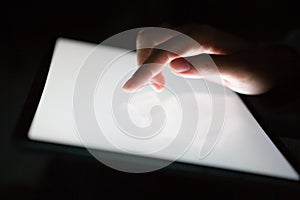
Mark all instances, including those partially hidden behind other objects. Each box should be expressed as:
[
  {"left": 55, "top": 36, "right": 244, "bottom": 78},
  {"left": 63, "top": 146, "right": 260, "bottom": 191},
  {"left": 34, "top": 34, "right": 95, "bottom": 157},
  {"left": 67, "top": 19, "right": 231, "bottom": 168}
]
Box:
[{"left": 1, "top": 0, "right": 300, "bottom": 198}]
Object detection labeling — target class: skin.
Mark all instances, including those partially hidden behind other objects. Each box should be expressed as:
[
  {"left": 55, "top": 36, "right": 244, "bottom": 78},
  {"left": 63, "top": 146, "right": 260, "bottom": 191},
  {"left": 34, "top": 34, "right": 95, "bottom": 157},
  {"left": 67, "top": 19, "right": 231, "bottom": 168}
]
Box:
[{"left": 123, "top": 24, "right": 298, "bottom": 95}]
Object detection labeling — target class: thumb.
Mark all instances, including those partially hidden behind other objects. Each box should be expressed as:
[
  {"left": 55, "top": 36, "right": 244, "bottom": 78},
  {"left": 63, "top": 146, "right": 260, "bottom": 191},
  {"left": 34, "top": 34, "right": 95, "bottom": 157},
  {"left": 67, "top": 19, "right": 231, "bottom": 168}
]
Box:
[
  {"left": 170, "top": 53, "right": 272, "bottom": 95},
  {"left": 170, "top": 54, "right": 235, "bottom": 80}
]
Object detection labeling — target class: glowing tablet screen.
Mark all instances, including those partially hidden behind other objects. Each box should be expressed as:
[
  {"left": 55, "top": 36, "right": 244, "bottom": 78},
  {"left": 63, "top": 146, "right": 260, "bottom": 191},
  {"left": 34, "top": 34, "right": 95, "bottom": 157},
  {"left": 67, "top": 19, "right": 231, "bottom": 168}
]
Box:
[{"left": 28, "top": 38, "right": 299, "bottom": 180}]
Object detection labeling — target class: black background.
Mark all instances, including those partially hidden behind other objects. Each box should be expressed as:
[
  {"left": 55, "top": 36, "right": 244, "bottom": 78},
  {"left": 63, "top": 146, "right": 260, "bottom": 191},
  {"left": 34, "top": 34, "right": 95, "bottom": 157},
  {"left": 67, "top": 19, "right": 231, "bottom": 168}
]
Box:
[{"left": 1, "top": 0, "right": 300, "bottom": 198}]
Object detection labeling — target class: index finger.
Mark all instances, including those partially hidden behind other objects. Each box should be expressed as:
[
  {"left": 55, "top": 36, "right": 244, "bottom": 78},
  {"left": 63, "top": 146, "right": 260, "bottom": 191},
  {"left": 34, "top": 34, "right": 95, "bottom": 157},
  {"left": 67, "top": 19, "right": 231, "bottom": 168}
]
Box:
[
  {"left": 123, "top": 34, "right": 202, "bottom": 91},
  {"left": 123, "top": 48, "right": 176, "bottom": 91},
  {"left": 136, "top": 28, "right": 177, "bottom": 66}
]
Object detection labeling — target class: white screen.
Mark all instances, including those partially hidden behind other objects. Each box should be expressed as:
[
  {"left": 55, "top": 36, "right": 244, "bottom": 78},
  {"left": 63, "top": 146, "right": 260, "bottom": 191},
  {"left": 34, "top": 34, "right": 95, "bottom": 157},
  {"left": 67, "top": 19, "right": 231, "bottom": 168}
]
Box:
[{"left": 28, "top": 38, "right": 299, "bottom": 180}]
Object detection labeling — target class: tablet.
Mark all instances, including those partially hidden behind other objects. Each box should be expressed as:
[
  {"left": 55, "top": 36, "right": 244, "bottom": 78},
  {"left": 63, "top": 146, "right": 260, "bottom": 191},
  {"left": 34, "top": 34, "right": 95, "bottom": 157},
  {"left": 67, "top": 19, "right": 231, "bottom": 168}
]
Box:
[{"left": 21, "top": 38, "right": 299, "bottom": 180}]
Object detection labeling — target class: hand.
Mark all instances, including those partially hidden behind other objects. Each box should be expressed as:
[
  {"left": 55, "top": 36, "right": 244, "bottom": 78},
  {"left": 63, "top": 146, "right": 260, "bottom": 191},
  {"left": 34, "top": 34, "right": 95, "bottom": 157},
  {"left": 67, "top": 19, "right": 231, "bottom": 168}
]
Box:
[{"left": 123, "top": 24, "right": 296, "bottom": 95}]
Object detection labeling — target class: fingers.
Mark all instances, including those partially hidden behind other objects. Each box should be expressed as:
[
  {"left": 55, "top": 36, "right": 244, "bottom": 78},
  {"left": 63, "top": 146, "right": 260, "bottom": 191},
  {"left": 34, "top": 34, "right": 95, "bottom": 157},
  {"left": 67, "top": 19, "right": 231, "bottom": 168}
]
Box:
[
  {"left": 136, "top": 28, "right": 179, "bottom": 66},
  {"left": 135, "top": 29, "right": 178, "bottom": 91},
  {"left": 169, "top": 53, "right": 271, "bottom": 95},
  {"left": 123, "top": 25, "right": 264, "bottom": 95},
  {"left": 170, "top": 57, "right": 191, "bottom": 73},
  {"left": 170, "top": 58, "right": 200, "bottom": 79},
  {"left": 123, "top": 50, "right": 174, "bottom": 91},
  {"left": 151, "top": 73, "right": 165, "bottom": 92},
  {"left": 123, "top": 25, "right": 249, "bottom": 92},
  {"left": 123, "top": 34, "right": 203, "bottom": 91},
  {"left": 122, "top": 64, "right": 154, "bottom": 91},
  {"left": 170, "top": 54, "right": 234, "bottom": 80}
]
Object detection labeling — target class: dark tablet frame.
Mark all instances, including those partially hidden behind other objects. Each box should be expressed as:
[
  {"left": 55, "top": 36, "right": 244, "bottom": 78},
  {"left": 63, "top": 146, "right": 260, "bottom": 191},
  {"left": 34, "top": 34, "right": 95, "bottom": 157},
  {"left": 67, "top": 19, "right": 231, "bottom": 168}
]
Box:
[{"left": 13, "top": 36, "right": 300, "bottom": 183}]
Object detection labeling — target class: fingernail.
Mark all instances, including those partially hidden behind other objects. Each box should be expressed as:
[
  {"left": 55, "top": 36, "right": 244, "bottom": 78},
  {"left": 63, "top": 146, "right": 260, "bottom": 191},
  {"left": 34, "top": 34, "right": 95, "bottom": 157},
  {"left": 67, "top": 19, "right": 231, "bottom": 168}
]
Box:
[
  {"left": 178, "top": 62, "right": 190, "bottom": 72},
  {"left": 172, "top": 59, "right": 191, "bottom": 73},
  {"left": 151, "top": 83, "right": 163, "bottom": 92}
]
